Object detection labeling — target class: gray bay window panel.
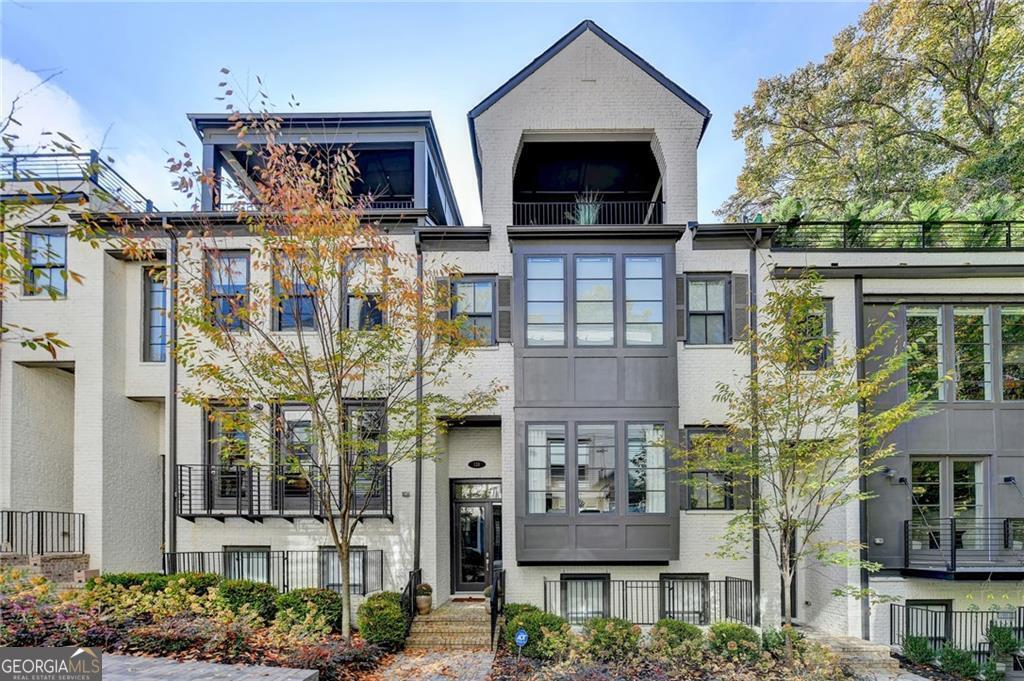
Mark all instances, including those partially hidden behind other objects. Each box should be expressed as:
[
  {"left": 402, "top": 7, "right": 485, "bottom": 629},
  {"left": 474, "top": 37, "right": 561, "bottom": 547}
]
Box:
[{"left": 511, "top": 238, "right": 679, "bottom": 563}]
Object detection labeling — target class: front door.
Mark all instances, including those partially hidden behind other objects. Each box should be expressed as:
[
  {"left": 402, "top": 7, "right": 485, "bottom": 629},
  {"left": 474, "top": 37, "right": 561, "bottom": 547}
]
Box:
[
  {"left": 451, "top": 480, "right": 502, "bottom": 593},
  {"left": 910, "top": 458, "right": 987, "bottom": 558}
]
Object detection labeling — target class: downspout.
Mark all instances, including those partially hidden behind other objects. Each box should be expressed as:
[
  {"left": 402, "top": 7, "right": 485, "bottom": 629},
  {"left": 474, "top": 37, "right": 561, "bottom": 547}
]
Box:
[
  {"left": 855, "top": 275, "right": 871, "bottom": 639},
  {"left": 749, "top": 233, "right": 761, "bottom": 627},
  {"left": 164, "top": 218, "right": 178, "bottom": 558},
  {"left": 413, "top": 233, "right": 423, "bottom": 573}
]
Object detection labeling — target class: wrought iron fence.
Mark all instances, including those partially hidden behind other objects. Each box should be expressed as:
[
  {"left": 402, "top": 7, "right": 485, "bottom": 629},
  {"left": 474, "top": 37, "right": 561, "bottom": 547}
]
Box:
[
  {"left": 771, "top": 220, "right": 1024, "bottom": 250},
  {"left": 904, "top": 518, "right": 1024, "bottom": 572},
  {"left": 891, "top": 603, "right": 1024, "bottom": 666},
  {"left": 176, "top": 464, "right": 392, "bottom": 520},
  {"left": 163, "top": 548, "right": 383, "bottom": 595},
  {"left": 0, "top": 510, "right": 85, "bottom": 555},
  {"left": 1, "top": 152, "right": 154, "bottom": 213},
  {"left": 513, "top": 200, "right": 665, "bottom": 226},
  {"left": 542, "top": 577, "right": 753, "bottom": 626}
]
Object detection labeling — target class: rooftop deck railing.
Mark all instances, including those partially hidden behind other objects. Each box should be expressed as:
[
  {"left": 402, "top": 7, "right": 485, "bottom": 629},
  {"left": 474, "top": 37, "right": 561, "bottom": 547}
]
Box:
[
  {"left": 1, "top": 151, "right": 154, "bottom": 213},
  {"left": 513, "top": 200, "right": 665, "bottom": 226},
  {"left": 771, "top": 220, "right": 1024, "bottom": 250},
  {"left": 904, "top": 518, "right": 1024, "bottom": 574},
  {"left": 175, "top": 463, "right": 392, "bottom": 521},
  {"left": 164, "top": 548, "right": 384, "bottom": 595},
  {"left": 0, "top": 510, "right": 85, "bottom": 556},
  {"left": 542, "top": 577, "right": 753, "bottom": 626},
  {"left": 218, "top": 196, "right": 415, "bottom": 213}
]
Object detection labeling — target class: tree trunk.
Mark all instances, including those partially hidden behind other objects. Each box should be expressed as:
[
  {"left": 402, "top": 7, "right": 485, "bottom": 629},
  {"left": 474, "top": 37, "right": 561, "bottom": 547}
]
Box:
[
  {"left": 781, "top": 532, "right": 794, "bottom": 662},
  {"left": 338, "top": 541, "right": 351, "bottom": 642}
]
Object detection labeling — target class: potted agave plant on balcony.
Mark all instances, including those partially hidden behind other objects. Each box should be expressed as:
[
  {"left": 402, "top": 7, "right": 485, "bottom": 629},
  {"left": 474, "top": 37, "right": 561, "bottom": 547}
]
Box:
[
  {"left": 415, "top": 582, "right": 433, "bottom": 615},
  {"left": 568, "top": 189, "right": 602, "bottom": 225}
]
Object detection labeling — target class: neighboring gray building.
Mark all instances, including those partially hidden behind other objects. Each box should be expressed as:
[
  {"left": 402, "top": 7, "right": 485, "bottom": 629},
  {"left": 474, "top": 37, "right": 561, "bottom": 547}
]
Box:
[{"left": 2, "top": 19, "right": 1023, "bottom": 662}]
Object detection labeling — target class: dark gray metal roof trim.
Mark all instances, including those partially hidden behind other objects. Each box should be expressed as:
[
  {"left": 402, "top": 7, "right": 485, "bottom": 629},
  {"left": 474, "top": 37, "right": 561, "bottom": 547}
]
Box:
[
  {"left": 467, "top": 19, "right": 713, "bottom": 197},
  {"left": 774, "top": 265, "right": 1024, "bottom": 279}
]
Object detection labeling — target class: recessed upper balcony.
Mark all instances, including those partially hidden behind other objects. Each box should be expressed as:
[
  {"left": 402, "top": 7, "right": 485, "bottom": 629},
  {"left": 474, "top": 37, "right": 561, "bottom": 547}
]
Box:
[{"left": 512, "top": 141, "right": 664, "bottom": 226}]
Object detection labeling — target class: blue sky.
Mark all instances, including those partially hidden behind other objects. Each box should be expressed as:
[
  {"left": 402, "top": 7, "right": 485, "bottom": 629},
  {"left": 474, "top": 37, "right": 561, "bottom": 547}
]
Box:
[{"left": 2, "top": 2, "right": 867, "bottom": 222}]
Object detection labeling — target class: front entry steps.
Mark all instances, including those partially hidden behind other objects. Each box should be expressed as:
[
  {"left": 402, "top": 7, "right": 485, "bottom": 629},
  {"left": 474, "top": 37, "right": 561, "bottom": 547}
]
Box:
[
  {"left": 406, "top": 600, "right": 492, "bottom": 650},
  {"left": 803, "top": 628, "right": 907, "bottom": 680}
]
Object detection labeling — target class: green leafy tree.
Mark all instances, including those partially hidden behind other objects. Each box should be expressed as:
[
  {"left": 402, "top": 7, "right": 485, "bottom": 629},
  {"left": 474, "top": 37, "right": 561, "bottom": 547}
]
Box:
[
  {"left": 152, "top": 89, "right": 501, "bottom": 641},
  {"left": 680, "top": 273, "right": 933, "bottom": 656},
  {"left": 720, "top": 0, "right": 1024, "bottom": 220}
]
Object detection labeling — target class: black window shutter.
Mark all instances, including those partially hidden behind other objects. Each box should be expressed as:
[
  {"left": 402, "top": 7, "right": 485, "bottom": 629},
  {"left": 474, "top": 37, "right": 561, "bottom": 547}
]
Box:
[
  {"left": 675, "top": 275, "right": 687, "bottom": 342},
  {"left": 730, "top": 273, "right": 750, "bottom": 341},
  {"left": 496, "top": 276, "right": 513, "bottom": 343}
]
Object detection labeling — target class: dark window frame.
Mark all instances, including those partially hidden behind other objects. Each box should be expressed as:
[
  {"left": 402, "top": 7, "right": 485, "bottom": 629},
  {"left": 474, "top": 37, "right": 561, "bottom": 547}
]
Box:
[
  {"left": 685, "top": 274, "right": 731, "bottom": 346},
  {"left": 952, "top": 305, "right": 993, "bottom": 402},
  {"left": 623, "top": 254, "right": 665, "bottom": 347},
  {"left": 525, "top": 254, "right": 567, "bottom": 348},
  {"left": 342, "top": 250, "right": 385, "bottom": 331},
  {"left": 318, "top": 544, "right": 368, "bottom": 595},
  {"left": 23, "top": 227, "right": 68, "bottom": 297},
  {"left": 559, "top": 572, "right": 611, "bottom": 624},
  {"left": 798, "top": 297, "right": 834, "bottom": 370},
  {"left": 684, "top": 427, "right": 739, "bottom": 511},
  {"left": 142, "top": 266, "right": 168, "bottom": 362},
  {"left": 659, "top": 572, "right": 710, "bottom": 624},
  {"left": 206, "top": 250, "right": 251, "bottom": 332},
  {"left": 1002, "top": 305, "right": 1024, "bottom": 401},
  {"left": 574, "top": 254, "right": 616, "bottom": 347},
  {"left": 626, "top": 421, "right": 668, "bottom": 515},
  {"left": 274, "top": 255, "right": 317, "bottom": 332},
  {"left": 525, "top": 421, "right": 568, "bottom": 515},
  {"left": 452, "top": 276, "right": 497, "bottom": 346},
  {"left": 222, "top": 545, "right": 271, "bottom": 582},
  {"left": 574, "top": 422, "right": 617, "bottom": 515},
  {"left": 344, "top": 400, "right": 388, "bottom": 513}
]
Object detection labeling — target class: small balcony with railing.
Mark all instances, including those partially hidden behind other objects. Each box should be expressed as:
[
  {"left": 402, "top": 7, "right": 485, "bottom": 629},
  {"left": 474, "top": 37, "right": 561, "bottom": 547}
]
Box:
[
  {"left": 903, "top": 518, "right": 1024, "bottom": 577},
  {"left": 175, "top": 463, "right": 393, "bottom": 522},
  {"left": 1, "top": 151, "right": 155, "bottom": 213},
  {"left": 511, "top": 141, "right": 665, "bottom": 226}
]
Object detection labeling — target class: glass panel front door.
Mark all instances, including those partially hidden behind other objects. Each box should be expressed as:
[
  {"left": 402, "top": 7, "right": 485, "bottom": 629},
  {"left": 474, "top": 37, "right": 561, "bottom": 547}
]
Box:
[{"left": 456, "top": 504, "right": 488, "bottom": 591}]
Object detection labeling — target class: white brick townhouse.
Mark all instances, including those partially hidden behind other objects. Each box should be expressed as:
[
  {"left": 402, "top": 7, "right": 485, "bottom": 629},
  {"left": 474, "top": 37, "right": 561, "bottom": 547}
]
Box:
[{"left": 3, "top": 20, "right": 1023, "bottom": 659}]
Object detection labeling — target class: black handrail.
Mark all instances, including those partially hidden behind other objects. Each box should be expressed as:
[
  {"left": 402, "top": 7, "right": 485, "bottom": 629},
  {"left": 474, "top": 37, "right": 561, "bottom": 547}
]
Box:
[
  {"left": 400, "top": 567, "right": 423, "bottom": 637},
  {"left": 0, "top": 510, "right": 85, "bottom": 555},
  {"left": 490, "top": 567, "right": 505, "bottom": 648},
  {"left": 163, "top": 548, "right": 383, "bottom": 594}
]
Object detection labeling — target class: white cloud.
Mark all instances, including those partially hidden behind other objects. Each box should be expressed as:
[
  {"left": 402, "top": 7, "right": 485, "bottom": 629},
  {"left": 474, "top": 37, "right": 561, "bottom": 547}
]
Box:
[{"left": 1, "top": 58, "right": 102, "bottom": 152}]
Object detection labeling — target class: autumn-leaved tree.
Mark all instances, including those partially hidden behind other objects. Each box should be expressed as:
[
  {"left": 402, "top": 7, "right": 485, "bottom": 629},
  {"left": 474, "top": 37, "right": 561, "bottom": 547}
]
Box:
[
  {"left": 720, "top": 0, "right": 1024, "bottom": 220},
  {"left": 155, "top": 102, "right": 500, "bottom": 640},
  {"left": 680, "top": 273, "right": 933, "bottom": 650}
]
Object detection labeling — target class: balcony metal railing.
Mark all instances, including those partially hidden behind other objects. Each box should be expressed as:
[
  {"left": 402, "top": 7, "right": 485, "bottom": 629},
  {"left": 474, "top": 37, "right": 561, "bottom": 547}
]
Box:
[
  {"left": 218, "top": 196, "right": 415, "bottom": 213},
  {"left": 175, "top": 463, "right": 392, "bottom": 521},
  {"left": 0, "top": 510, "right": 85, "bottom": 555},
  {"left": 1, "top": 151, "right": 154, "bottom": 213},
  {"left": 904, "top": 518, "right": 1024, "bottom": 573},
  {"left": 772, "top": 220, "right": 1024, "bottom": 250},
  {"left": 163, "top": 548, "right": 384, "bottom": 595},
  {"left": 542, "top": 577, "right": 753, "bottom": 626},
  {"left": 891, "top": 604, "right": 1024, "bottom": 666},
  {"left": 513, "top": 200, "right": 665, "bottom": 226}
]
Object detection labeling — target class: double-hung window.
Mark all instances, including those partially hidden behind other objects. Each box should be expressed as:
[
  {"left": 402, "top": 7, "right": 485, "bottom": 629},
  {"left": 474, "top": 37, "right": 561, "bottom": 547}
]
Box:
[
  {"left": 907, "top": 306, "right": 945, "bottom": 400},
  {"left": 526, "top": 256, "right": 565, "bottom": 346},
  {"left": 275, "top": 257, "right": 316, "bottom": 331},
  {"left": 208, "top": 251, "right": 250, "bottom": 331},
  {"left": 526, "top": 424, "right": 566, "bottom": 513},
  {"left": 575, "top": 256, "right": 614, "bottom": 346},
  {"left": 627, "top": 423, "right": 666, "bottom": 513},
  {"left": 576, "top": 424, "right": 616, "bottom": 513},
  {"left": 1003, "top": 306, "right": 1024, "bottom": 400},
  {"left": 346, "top": 402, "right": 388, "bottom": 514},
  {"left": 345, "top": 252, "right": 383, "bottom": 330},
  {"left": 953, "top": 307, "right": 992, "bottom": 400},
  {"left": 687, "top": 276, "right": 728, "bottom": 344},
  {"left": 24, "top": 227, "right": 67, "bottom": 296},
  {"left": 796, "top": 298, "right": 833, "bottom": 369},
  {"left": 143, "top": 267, "right": 168, "bottom": 362},
  {"left": 685, "top": 428, "right": 743, "bottom": 511},
  {"left": 453, "top": 278, "right": 496, "bottom": 345},
  {"left": 624, "top": 256, "right": 663, "bottom": 345}
]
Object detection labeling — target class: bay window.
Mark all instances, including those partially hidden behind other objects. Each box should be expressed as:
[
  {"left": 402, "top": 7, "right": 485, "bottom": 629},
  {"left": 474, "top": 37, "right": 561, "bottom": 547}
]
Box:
[
  {"left": 576, "top": 424, "right": 616, "bottom": 513},
  {"left": 627, "top": 423, "right": 666, "bottom": 513},
  {"left": 526, "top": 256, "right": 565, "bottom": 346},
  {"left": 953, "top": 307, "right": 992, "bottom": 400},
  {"left": 527, "top": 424, "right": 566, "bottom": 513},
  {"left": 624, "top": 256, "right": 663, "bottom": 345},
  {"left": 575, "top": 256, "right": 614, "bottom": 346}
]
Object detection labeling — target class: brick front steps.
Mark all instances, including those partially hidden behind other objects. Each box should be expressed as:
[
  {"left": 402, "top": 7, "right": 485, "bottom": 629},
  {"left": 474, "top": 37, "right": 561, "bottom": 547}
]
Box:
[
  {"left": 803, "top": 628, "right": 908, "bottom": 680},
  {"left": 406, "top": 601, "right": 492, "bottom": 650}
]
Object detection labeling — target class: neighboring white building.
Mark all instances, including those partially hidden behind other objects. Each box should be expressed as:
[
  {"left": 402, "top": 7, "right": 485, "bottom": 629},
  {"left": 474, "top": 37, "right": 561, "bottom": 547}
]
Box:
[{"left": 2, "top": 20, "right": 1023, "bottom": 662}]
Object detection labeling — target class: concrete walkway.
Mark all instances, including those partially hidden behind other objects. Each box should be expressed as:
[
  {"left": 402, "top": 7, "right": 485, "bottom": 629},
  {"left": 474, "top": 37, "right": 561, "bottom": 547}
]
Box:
[
  {"left": 368, "top": 649, "right": 495, "bottom": 681},
  {"left": 102, "top": 655, "right": 317, "bottom": 681}
]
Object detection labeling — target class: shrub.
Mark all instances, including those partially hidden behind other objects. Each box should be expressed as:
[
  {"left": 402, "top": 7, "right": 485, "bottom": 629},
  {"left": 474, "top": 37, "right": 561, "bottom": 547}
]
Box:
[
  {"left": 357, "top": 591, "right": 407, "bottom": 650},
  {"left": 761, "top": 625, "right": 805, "bottom": 657},
  {"left": 271, "top": 602, "right": 331, "bottom": 642},
  {"left": 987, "top": 622, "right": 1020, "bottom": 659},
  {"left": 276, "top": 588, "right": 344, "bottom": 633},
  {"left": 505, "top": 609, "right": 568, "bottom": 659},
  {"left": 217, "top": 580, "right": 278, "bottom": 623},
  {"left": 87, "top": 572, "right": 169, "bottom": 593},
  {"left": 901, "top": 634, "right": 935, "bottom": 666},
  {"left": 938, "top": 644, "right": 980, "bottom": 679},
  {"left": 535, "top": 619, "right": 578, "bottom": 662},
  {"left": 707, "top": 621, "right": 761, "bottom": 662},
  {"left": 981, "top": 660, "right": 1006, "bottom": 681},
  {"left": 415, "top": 583, "right": 432, "bottom": 596},
  {"left": 503, "top": 602, "right": 540, "bottom": 623},
  {"left": 168, "top": 572, "right": 223, "bottom": 595},
  {"left": 581, "top": 617, "right": 641, "bottom": 662},
  {"left": 651, "top": 618, "right": 702, "bottom": 650}
]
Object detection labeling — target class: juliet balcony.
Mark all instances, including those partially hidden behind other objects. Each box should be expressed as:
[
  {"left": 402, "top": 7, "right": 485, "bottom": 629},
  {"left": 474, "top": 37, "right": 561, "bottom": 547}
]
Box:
[
  {"left": 175, "top": 464, "right": 393, "bottom": 522},
  {"left": 903, "top": 518, "right": 1024, "bottom": 578}
]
